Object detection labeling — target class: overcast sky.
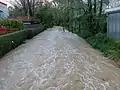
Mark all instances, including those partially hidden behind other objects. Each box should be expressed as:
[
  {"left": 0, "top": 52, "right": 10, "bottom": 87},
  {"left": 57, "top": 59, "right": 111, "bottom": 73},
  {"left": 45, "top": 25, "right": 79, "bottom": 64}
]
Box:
[
  {"left": 1, "top": 0, "right": 53, "bottom": 7},
  {"left": 1, "top": 0, "right": 12, "bottom": 7},
  {"left": 2, "top": 0, "right": 118, "bottom": 8}
]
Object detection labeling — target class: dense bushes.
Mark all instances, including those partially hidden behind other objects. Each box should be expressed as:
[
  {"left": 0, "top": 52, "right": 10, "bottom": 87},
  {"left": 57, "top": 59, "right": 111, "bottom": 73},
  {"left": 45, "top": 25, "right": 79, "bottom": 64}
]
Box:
[
  {"left": 0, "top": 26, "right": 45, "bottom": 58},
  {"left": 87, "top": 33, "right": 120, "bottom": 61},
  {"left": 0, "top": 19, "right": 24, "bottom": 30}
]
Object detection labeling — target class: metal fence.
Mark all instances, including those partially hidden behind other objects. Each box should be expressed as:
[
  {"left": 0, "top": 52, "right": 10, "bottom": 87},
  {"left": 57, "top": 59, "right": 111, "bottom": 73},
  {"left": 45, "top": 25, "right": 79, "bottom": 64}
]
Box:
[{"left": 107, "top": 10, "right": 120, "bottom": 39}]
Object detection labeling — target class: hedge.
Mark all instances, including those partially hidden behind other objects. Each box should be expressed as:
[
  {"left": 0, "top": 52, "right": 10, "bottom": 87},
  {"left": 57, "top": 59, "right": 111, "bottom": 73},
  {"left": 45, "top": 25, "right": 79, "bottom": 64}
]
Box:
[
  {"left": 0, "top": 19, "right": 24, "bottom": 30},
  {"left": 26, "top": 26, "right": 44, "bottom": 39},
  {"left": 0, "top": 26, "right": 45, "bottom": 58}
]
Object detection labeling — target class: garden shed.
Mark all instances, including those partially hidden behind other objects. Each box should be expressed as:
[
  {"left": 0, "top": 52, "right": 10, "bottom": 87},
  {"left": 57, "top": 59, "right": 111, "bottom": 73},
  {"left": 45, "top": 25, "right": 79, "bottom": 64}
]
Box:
[{"left": 106, "top": 7, "right": 120, "bottom": 39}]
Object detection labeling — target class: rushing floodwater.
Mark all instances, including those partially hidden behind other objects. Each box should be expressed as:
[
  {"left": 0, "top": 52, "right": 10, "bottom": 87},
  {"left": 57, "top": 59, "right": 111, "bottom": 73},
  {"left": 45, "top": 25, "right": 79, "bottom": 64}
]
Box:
[{"left": 0, "top": 26, "right": 120, "bottom": 90}]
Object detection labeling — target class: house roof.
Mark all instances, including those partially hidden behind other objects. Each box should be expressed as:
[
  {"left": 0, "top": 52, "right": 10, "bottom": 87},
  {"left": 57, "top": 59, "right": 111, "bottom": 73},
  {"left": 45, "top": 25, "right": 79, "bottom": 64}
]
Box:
[
  {"left": 106, "top": 7, "right": 120, "bottom": 14},
  {"left": 0, "top": 2, "right": 7, "bottom": 6},
  {"left": 8, "top": 16, "right": 38, "bottom": 22}
]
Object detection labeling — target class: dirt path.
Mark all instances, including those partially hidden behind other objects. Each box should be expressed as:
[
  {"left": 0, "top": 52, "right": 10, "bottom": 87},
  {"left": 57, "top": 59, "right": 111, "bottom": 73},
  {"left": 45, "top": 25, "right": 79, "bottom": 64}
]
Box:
[{"left": 0, "top": 26, "right": 120, "bottom": 90}]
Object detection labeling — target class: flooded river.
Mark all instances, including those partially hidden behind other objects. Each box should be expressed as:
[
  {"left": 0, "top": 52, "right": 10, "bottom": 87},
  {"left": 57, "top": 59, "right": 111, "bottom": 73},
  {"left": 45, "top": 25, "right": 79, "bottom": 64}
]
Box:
[{"left": 0, "top": 26, "right": 120, "bottom": 90}]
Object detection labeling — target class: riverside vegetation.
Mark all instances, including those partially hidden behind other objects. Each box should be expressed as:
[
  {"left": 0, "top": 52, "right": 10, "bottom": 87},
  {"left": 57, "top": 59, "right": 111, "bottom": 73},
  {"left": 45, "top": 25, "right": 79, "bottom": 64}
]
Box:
[{"left": 36, "top": 0, "right": 120, "bottom": 61}]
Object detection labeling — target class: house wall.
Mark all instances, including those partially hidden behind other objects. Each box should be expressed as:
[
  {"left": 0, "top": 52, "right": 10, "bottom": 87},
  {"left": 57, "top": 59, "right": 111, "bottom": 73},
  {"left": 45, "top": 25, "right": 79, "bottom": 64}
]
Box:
[
  {"left": 0, "top": 10, "right": 4, "bottom": 17},
  {"left": 0, "top": 2, "right": 9, "bottom": 18},
  {"left": 107, "top": 11, "right": 120, "bottom": 39}
]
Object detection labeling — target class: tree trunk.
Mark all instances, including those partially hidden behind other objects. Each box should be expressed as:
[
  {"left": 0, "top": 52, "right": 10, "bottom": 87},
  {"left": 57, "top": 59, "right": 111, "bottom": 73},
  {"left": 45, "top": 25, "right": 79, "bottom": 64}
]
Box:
[
  {"left": 87, "top": 0, "right": 93, "bottom": 35},
  {"left": 88, "top": 0, "right": 92, "bottom": 14},
  {"left": 27, "top": 0, "right": 33, "bottom": 16},
  {"left": 93, "top": 0, "right": 96, "bottom": 15},
  {"left": 99, "top": 0, "right": 103, "bottom": 16},
  {"left": 32, "top": 0, "right": 35, "bottom": 16}
]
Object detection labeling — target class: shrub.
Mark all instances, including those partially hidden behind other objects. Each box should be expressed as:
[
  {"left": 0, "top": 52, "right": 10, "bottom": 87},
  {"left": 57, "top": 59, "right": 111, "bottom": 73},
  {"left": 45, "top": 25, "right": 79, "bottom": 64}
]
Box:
[
  {"left": 0, "top": 26, "right": 45, "bottom": 58},
  {"left": 0, "top": 19, "right": 24, "bottom": 31}
]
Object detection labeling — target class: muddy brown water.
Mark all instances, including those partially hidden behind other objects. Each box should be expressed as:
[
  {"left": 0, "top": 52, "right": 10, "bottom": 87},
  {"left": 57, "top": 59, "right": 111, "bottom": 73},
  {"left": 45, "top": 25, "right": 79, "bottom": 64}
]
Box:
[{"left": 0, "top": 26, "right": 120, "bottom": 90}]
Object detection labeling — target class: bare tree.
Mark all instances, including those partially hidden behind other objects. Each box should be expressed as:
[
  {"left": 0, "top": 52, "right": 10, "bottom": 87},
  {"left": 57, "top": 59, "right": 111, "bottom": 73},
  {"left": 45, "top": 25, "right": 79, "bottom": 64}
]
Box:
[{"left": 10, "top": 0, "right": 42, "bottom": 16}]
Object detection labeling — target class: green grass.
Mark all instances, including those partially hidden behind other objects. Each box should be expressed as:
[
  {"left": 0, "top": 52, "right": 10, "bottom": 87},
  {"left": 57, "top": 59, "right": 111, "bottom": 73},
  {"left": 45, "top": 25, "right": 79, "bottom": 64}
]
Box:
[{"left": 86, "top": 33, "right": 120, "bottom": 61}]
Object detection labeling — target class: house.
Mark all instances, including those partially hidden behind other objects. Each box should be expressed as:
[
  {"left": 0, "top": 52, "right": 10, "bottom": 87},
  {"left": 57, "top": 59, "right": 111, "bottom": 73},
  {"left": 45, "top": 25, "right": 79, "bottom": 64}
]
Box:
[
  {"left": 0, "top": 1, "right": 9, "bottom": 18},
  {"left": 9, "top": 16, "right": 39, "bottom": 24},
  {"left": 105, "top": 0, "right": 120, "bottom": 39}
]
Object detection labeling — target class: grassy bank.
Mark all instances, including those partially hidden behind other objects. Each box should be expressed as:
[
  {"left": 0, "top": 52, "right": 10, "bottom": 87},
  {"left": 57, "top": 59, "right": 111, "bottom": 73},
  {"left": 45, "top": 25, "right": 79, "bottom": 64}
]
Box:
[
  {"left": 86, "top": 33, "right": 120, "bottom": 61},
  {"left": 0, "top": 26, "right": 45, "bottom": 58},
  {"left": 67, "top": 28, "right": 120, "bottom": 61}
]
